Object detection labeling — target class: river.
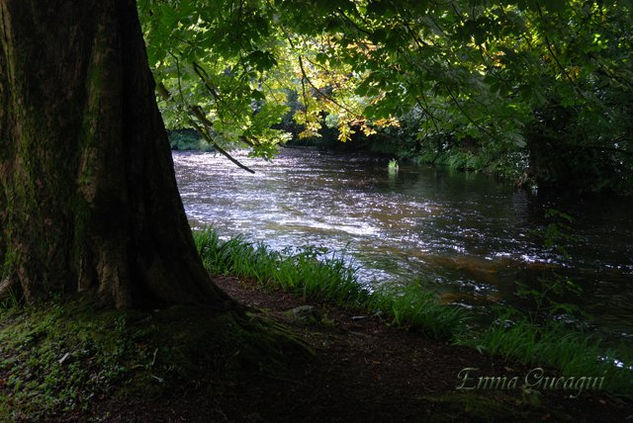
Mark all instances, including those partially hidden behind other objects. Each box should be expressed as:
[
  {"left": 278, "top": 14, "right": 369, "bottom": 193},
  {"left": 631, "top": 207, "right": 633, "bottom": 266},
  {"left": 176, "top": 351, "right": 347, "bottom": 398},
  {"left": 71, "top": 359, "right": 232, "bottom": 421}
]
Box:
[{"left": 173, "top": 148, "right": 633, "bottom": 346}]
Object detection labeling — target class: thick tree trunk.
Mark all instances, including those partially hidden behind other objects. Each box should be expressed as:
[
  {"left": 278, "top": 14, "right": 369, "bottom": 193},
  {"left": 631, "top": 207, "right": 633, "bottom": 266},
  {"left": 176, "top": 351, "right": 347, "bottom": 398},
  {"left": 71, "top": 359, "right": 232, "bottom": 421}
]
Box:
[{"left": 0, "top": 0, "right": 230, "bottom": 308}]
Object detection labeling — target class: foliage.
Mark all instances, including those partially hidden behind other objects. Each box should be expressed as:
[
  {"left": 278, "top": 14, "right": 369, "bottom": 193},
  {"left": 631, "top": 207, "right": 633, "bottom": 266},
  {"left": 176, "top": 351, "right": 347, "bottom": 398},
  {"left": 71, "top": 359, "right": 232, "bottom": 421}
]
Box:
[
  {"left": 140, "top": 0, "right": 633, "bottom": 193},
  {"left": 461, "top": 313, "right": 633, "bottom": 395},
  {"left": 516, "top": 208, "right": 585, "bottom": 320}
]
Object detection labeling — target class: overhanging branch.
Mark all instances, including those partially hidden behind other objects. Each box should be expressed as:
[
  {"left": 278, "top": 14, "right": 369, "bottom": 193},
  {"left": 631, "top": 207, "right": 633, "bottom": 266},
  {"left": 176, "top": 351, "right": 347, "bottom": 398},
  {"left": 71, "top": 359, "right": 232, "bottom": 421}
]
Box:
[
  {"left": 189, "top": 117, "right": 256, "bottom": 174},
  {"left": 155, "top": 83, "right": 256, "bottom": 174}
]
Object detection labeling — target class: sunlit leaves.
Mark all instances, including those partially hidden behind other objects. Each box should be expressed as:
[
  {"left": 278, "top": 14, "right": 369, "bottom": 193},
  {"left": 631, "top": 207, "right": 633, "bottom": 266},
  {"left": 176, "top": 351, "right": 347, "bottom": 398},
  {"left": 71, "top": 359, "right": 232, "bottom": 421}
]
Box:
[{"left": 138, "top": 0, "right": 633, "bottom": 190}]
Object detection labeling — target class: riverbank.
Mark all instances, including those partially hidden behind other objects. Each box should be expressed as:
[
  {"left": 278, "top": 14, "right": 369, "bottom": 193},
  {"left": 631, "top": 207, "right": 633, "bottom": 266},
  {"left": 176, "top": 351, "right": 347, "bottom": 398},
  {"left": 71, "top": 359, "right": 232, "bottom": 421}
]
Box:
[
  {"left": 186, "top": 275, "right": 633, "bottom": 422},
  {"left": 173, "top": 149, "right": 633, "bottom": 348},
  {"left": 192, "top": 229, "right": 633, "bottom": 396},
  {"left": 0, "top": 230, "right": 630, "bottom": 421},
  {"left": 1, "top": 276, "right": 631, "bottom": 422}
]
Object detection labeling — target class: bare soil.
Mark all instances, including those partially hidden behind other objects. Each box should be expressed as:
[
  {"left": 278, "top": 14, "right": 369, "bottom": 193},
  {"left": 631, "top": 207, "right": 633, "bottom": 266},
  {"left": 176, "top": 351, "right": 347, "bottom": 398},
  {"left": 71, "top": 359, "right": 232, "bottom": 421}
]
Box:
[{"left": 86, "top": 276, "right": 632, "bottom": 422}]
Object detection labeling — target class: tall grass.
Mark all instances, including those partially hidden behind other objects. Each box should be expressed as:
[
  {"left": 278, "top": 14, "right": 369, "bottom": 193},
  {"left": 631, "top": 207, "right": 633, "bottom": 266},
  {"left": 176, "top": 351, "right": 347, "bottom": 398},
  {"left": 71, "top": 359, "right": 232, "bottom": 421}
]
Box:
[
  {"left": 369, "top": 282, "right": 469, "bottom": 340},
  {"left": 193, "top": 228, "right": 464, "bottom": 337},
  {"left": 460, "top": 317, "right": 633, "bottom": 395},
  {"left": 194, "top": 229, "right": 366, "bottom": 306}
]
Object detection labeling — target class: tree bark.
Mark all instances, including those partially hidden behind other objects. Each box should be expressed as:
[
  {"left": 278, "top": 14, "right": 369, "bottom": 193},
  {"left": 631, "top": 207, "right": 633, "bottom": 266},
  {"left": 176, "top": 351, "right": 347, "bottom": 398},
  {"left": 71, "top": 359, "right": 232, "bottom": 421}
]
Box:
[{"left": 0, "top": 0, "right": 230, "bottom": 308}]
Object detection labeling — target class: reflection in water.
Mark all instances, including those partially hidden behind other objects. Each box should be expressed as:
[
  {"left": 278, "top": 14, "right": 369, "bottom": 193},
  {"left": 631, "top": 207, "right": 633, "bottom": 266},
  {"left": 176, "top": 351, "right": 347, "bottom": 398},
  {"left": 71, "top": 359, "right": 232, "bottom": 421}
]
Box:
[{"left": 174, "top": 148, "right": 633, "bottom": 344}]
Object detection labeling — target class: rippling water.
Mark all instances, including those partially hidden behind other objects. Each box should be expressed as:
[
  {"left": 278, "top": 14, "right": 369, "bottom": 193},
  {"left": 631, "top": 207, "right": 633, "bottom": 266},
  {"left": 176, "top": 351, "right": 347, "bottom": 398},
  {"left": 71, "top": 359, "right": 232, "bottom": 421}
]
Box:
[{"left": 173, "top": 148, "right": 633, "bottom": 343}]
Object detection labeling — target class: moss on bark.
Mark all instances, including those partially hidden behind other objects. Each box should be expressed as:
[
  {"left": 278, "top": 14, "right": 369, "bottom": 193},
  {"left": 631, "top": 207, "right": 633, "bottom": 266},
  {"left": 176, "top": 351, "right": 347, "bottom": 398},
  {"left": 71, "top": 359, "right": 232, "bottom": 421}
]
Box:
[{"left": 0, "top": 0, "right": 230, "bottom": 308}]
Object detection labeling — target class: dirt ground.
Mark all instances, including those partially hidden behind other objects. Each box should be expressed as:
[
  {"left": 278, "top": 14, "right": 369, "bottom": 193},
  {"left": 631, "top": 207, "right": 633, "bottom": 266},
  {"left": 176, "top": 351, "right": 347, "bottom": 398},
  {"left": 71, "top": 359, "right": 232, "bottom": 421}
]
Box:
[{"left": 85, "top": 276, "right": 632, "bottom": 422}]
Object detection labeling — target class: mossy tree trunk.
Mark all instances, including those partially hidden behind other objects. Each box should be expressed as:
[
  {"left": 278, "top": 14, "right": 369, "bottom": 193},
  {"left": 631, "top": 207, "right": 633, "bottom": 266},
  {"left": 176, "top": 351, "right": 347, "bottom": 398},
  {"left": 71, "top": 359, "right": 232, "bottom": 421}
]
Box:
[{"left": 0, "top": 0, "right": 230, "bottom": 308}]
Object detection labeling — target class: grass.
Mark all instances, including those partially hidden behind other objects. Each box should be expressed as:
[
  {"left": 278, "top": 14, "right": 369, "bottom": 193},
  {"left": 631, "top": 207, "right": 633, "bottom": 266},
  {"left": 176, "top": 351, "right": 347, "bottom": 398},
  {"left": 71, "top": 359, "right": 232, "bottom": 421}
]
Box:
[
  {"left": 193, "top": 229, "right": 467, "bottom": 339},
  {"left": 369, "top": 282, "right": 469, "bottom": 340},
  {"left": 194, "top": 228, "right": 633, "bottom": 397},
  {"left": 460, "top": 316, "right": 633, "bottom": 395},
  {"left": 194, "top": 229, "right": 367, "bottom": 306}
]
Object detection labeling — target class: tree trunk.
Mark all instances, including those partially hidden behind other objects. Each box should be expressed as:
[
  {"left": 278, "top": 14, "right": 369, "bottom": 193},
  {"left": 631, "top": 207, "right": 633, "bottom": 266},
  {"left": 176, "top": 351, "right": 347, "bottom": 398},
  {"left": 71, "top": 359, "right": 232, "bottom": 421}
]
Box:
[{"left": 0, "top": 0, "right": 230, "bottom": 308}]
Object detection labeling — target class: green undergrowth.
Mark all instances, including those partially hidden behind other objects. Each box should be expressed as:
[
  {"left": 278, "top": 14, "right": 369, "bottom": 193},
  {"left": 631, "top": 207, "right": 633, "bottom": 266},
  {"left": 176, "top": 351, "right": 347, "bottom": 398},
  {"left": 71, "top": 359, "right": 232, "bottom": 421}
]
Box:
[
  {"left": 168, "top": 130, "right": 214, "bottom": 151},
  {"left": 195, "top": 229, "right": 367, "bottom": 306},
  {"left": 461, "top": 317, "right": 633, "bottom": 396},
  {"left": 193, "top": 228, "right": 633, "bottom": 397},
  {"left": 193, "top": 229, "right": 467, "bottom": 339},
  {"left": 0, "top": 300, "right": 308, "bottom": 420}
]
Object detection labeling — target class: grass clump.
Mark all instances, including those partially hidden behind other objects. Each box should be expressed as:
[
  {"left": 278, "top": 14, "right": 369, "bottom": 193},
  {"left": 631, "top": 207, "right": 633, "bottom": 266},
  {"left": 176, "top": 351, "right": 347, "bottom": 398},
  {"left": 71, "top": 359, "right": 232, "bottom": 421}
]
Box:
[
  {"left": 459, "top": 316, "right": 633, "bottom": 395},
  {"left": 369, "top": 282, "right": 469, "bottom": 340},
  {"left": 194, "top": 229, "right": 366, "bottom": 306},
  {"left": 194, "top": 228, "right": 467, "bottom": 339}
]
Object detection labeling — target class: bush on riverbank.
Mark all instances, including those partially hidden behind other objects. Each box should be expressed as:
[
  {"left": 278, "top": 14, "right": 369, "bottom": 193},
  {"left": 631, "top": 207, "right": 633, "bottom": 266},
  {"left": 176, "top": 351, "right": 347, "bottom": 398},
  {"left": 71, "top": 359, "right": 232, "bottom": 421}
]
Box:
[
  {"left": 168, "top": 129, "right": 214, "bottom": 151},
  {"left": 193, "top": 228, "right": 633, "bottom": 397}
]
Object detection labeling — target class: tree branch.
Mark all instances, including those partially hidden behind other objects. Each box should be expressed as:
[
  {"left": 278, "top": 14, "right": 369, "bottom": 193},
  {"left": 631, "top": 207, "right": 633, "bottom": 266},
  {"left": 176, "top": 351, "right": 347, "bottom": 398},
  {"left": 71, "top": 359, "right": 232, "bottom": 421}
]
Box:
[
  {"left": 189, "top": 113, "right": 256, "bottom": 174},
  {"left": 535, "top": 2, "right": 587, "bottom": 101},
  {"left": 297, "top": 55, "right": 357, "bottom": 116},
  {"left": 155, "top": 83, "right": 256, "bottom": 173}
]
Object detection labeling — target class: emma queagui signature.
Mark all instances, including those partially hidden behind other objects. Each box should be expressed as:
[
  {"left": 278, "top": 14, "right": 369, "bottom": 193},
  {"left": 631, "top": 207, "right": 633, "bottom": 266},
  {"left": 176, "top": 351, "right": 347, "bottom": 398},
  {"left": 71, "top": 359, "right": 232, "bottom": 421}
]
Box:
[{"left": 456, "top": 367, "right": 605, "bottom": 398}]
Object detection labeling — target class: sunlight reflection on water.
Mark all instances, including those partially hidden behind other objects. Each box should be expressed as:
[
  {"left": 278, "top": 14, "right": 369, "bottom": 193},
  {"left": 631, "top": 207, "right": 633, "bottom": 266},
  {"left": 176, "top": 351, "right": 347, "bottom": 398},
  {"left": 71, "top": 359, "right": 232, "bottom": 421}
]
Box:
[{"left": 174, "top": 148, "right": 633, "bottom": 343}]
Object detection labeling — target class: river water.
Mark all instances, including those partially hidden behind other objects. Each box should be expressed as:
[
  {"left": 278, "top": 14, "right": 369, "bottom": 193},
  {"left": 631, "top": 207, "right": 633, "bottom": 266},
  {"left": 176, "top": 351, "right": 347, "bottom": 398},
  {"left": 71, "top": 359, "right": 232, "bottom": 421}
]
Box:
[{"left": 173, "top": 148, "right": 633, "bottom": 345}]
